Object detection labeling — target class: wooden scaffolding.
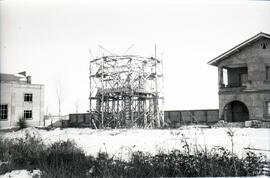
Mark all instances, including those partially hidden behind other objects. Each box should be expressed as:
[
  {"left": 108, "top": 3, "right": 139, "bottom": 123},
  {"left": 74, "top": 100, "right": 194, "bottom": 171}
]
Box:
[{"left": 89, "top": 51, "right": 164, "bottom": 128}]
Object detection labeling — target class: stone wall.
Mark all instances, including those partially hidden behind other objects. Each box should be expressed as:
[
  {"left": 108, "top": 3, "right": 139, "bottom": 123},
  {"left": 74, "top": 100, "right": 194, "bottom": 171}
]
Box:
[{"left": 219, "top": 91, "right": 270, "bottom": 121}]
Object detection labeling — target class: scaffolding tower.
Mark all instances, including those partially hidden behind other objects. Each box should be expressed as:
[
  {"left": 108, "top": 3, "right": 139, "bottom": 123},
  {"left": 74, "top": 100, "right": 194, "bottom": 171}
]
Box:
[{"left": 89, "top": 50, "right": 164, "bottom": 128}]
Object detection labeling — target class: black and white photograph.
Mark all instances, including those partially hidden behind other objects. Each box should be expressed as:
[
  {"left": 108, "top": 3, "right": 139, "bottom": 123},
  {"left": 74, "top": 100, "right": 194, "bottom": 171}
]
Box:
[{"left": 0, "top": 0, "right": 270, "bottom": 177}]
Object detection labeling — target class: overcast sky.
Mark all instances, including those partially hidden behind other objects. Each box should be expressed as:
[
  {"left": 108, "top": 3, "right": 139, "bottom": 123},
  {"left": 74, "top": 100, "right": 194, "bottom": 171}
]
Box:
[{"left": 1, "top": 0, "right": 270, "bottom": 115}]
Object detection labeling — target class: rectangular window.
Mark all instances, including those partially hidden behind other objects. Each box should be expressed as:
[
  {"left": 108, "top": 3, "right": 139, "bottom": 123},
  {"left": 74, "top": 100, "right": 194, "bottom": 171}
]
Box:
[
  {"left": 0, "top": 104, "right": 8, "bottom": 120},
  {"left": 24, "top": 93, "right": 33, "bottom": 102},
  {"left": 24, "top": 110, "right": 32, "bottom": 119}
]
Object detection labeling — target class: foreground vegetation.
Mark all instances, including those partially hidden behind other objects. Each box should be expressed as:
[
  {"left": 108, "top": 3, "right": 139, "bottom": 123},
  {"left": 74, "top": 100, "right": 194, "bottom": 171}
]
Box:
[{"left": 0, "top": 132, "right": 267, "bottom": 177}]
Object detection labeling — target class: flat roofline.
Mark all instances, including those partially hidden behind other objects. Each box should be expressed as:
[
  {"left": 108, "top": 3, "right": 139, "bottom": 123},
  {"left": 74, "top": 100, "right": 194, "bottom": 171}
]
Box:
[{"left": 0, "top": 81, "right": 44, "bottom": 86}]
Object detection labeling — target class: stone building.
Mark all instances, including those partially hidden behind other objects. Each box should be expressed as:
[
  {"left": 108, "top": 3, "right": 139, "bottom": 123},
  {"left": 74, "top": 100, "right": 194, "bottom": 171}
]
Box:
[
  {"left": 208, "top": 32, "right": 270, "bottom": 122},
  {"left": 0, "top": 72, "right": 44, "bottom": 129}
]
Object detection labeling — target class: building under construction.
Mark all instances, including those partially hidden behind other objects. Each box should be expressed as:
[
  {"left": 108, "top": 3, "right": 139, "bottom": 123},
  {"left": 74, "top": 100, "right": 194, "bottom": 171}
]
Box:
[{"left": 89, "top": 52, "right": 164, "bottom": 128}]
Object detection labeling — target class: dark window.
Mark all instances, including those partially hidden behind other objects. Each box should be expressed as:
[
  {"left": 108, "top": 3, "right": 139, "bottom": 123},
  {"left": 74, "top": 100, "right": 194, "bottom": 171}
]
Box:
[
  {"left": 0, "top": 104, "right": 8, "bottom": 120},
  {"left": 261, "top": 43, "right": 268, "bottom": 49},
  {"left": 24, "top": 93, "right": 33, "bottom": 102},
  {"left": 24, "top": 110, "right": 32, "bottom": 119}
]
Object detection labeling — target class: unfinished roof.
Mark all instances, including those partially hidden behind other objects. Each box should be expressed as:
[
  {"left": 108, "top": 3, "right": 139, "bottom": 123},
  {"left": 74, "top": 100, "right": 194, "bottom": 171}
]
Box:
[
  {"left": 208, "top": 32, "right": 270, "bottom": 66},
  {"left": 0, "top": 73, "right": 23, "bottom": 82}
]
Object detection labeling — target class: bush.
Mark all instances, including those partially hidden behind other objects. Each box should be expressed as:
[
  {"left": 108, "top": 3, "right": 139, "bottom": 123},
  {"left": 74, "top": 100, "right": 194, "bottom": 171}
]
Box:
[
  {"left": 17, "top": 117, "right": 27, "bottom": 130},
  {"left": 0, "top": 133, "right": 266, "bottom": 177},
  {"left": 0, "top": 133, "right": 44, "bottom": 173},
  {"left": 39, "top": 140, "right": 93, "bottom": 178},
  {"left": 86, "top": 148, "right": 265, "bottom": 177},
  {"left": 243, "top": 151, "right": 264, "bottom": 176}
]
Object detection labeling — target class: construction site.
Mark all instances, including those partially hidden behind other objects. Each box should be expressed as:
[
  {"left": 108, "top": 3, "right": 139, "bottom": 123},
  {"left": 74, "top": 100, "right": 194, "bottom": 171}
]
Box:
[{"left": 88, "top": 47, "right": 164, "bottom": 128}]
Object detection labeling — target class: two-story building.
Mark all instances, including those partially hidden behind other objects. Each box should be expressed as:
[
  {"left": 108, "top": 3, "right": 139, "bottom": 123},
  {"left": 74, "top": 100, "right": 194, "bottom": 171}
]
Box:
[
  {"left": 208, "top": 32, "right": 270, "bottom": 122},
  {"left": 0, "top": 72, "right": 44, "bottom": 129}
]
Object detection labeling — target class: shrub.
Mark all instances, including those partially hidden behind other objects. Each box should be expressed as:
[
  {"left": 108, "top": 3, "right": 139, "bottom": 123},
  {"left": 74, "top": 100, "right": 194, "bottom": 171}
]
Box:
[
  {"left": 0, "top": 133, "right": 266, "bottom": 177},
  {"left": 243, "top": 151, "right": 264, "bottom": 176},
  {"left": 39, "top": 140, "right": 93, "bottom": 178},
  {"left": 17, "top": 117, "right": 27, "bottom": 130},
  {"left": 0, "top": 133, "right": 44, "bottom": 174},
  {"left": 0, "top": 138, "right": 12, "bottom": 174},
  {"left": 87, "top": 148, "right": 265, "bottom": 177}
]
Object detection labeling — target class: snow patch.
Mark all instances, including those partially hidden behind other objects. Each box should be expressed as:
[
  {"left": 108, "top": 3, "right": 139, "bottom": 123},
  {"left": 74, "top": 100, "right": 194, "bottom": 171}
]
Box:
[
  {"left": 0, "top": 170, "right": 40, "bottom": 178},
  {"left": 2, "top": 127, "right": 270, "bottom": 160}
]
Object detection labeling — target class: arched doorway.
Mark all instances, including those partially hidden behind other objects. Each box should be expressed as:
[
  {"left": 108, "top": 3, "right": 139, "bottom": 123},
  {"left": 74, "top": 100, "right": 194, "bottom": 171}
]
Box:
[{"left": 223, "top": 101, "right": 249, "bottom": 122}]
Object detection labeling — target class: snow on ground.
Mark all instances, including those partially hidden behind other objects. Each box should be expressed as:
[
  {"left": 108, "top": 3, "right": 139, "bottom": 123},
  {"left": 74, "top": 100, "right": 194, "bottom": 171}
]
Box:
[
  {"left": 2, "top": 126, "right": 270, "bottom": 160},
  {"left": 0, "top": 170, "right": 40, "bottom": 178}
]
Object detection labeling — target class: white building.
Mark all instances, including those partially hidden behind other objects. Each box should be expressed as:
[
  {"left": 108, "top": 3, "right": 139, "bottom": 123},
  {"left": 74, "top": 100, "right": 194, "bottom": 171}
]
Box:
[{"left": 0, "top": 73, "right": 44, "bottom": 129}]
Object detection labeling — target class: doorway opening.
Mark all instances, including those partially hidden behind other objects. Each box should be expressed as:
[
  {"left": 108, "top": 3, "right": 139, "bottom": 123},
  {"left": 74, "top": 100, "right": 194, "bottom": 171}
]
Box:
[{"left": 223, "top": 101, "right": 249, "bottom": 122}]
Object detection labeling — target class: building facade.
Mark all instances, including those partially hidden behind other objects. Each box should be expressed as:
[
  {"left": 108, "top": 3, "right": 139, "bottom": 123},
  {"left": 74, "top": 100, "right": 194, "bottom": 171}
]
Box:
[
  {"left": 208, "top": 32, "right": 270, "bottom": 122},
  {"left": 0, "top": 73, "right": 44, "bottom": 129}
]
